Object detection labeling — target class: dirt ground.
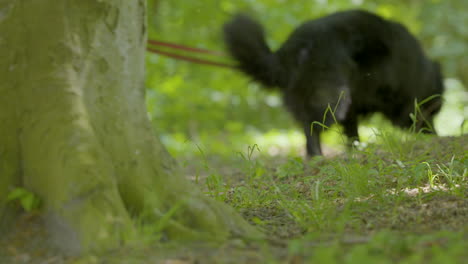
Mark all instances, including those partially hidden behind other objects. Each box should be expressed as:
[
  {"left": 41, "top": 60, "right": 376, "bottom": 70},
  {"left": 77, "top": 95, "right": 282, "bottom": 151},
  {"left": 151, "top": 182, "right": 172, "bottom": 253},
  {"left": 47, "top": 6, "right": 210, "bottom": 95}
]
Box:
[{"left": 0, "top": 135, "right": 466, "bottom": 263}]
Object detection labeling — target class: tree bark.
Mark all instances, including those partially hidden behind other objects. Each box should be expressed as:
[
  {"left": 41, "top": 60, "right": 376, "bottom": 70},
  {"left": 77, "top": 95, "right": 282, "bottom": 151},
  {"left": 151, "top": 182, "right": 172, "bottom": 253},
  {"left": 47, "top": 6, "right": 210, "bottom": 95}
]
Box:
[{"left": 0, "top": 0, "right": 258, "bottom": 255}]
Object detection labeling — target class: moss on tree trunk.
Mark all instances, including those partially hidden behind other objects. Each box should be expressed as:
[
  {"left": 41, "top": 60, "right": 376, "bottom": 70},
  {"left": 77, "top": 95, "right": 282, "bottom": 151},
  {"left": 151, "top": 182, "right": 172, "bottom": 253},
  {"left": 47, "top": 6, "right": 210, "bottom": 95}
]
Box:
[{"left": 0, "top": 0, "right": 258, "bottom": 255}]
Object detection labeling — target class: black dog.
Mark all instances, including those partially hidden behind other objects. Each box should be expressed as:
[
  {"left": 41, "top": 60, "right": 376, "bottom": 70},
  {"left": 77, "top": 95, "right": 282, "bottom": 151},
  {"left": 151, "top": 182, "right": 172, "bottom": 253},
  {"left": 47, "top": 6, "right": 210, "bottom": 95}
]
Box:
[{"left": 223, "top": 10, "right": 444, "bottom": 156}]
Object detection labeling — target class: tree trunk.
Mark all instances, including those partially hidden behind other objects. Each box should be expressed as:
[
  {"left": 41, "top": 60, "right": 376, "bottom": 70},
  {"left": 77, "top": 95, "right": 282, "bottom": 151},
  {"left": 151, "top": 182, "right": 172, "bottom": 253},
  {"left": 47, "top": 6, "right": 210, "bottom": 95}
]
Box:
[{"left": 0, "top": 0, "right": 258, "bottom": 255}]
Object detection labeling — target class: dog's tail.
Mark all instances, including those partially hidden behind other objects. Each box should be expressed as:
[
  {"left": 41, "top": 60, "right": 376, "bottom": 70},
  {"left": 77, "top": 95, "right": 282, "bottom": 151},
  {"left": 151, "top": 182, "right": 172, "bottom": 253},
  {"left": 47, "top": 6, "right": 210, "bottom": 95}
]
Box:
[{"left": 223, "top": 14, "right": 286, "bottom": 88}]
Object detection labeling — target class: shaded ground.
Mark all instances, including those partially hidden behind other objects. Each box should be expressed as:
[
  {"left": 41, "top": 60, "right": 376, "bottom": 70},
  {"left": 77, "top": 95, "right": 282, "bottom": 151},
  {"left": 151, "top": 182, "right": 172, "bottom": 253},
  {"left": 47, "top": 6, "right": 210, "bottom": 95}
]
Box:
[{"left": 1, "top": 135, "right": 467, "bottom": 263}]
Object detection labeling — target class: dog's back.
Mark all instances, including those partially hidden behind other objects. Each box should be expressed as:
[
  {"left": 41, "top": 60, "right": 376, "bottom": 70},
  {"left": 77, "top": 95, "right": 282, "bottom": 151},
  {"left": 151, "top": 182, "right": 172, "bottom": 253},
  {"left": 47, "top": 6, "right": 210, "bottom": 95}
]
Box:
[{"left": 224, "top": 10, "right": 444, "bottom": 155}]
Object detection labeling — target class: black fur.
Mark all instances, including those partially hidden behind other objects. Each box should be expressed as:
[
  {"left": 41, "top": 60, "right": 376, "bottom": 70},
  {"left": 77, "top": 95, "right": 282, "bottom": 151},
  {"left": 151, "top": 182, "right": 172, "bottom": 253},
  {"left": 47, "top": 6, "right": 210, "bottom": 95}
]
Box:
[{"left": 224, "top": 10, "right": 444, "bottom": 156}]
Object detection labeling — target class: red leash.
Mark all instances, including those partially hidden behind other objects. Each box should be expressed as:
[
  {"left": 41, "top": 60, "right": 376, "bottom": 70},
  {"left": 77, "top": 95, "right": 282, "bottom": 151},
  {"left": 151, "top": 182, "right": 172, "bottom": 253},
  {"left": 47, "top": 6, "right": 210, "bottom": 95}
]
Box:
[
  {"left": 147, "top": 39, "right": 235, "bottom": 69},
  {"left": 148, "top": 39, "right": 226, "bottom": 56}
]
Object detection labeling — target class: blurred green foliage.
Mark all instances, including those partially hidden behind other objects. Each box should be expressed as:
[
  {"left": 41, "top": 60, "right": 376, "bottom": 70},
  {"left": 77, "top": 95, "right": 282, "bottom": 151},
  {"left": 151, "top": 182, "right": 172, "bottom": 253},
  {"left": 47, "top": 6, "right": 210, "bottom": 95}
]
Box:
[
  {"left": 146, "top": 0, "right": 467, "bottom": 158},
  {"left": 420, "top": 1, "right": 468, "bottom": 84},
  {"left": 6, "top": 187, "right": 41, "bottom": 212}
]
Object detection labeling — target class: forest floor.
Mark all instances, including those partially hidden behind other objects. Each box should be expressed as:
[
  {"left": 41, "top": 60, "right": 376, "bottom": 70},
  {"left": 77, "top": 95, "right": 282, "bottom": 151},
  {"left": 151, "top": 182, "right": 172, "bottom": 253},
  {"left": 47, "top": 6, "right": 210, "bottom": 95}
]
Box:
[{"left": 1, "top": 134, "right": 467, "bottom": 263}]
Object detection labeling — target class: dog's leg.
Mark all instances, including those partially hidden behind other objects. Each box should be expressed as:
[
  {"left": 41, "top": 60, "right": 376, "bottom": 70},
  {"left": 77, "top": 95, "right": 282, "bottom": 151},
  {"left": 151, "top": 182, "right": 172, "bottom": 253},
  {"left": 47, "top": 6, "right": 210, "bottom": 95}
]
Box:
[
  {"left": 342, "top": 116, "right": 359, "bottom": 149},
  {"left": 304, "top": 123, "right": 322, "bottom": 156},
  {"left": 343, "top": 118, "right": 358, "bottom": 141}
]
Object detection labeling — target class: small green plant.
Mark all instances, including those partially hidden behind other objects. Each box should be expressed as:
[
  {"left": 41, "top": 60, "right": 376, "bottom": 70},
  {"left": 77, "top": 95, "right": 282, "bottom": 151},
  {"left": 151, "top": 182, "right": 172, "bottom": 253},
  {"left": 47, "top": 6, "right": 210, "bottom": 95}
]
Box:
[
  {"left": 423, "top": 162, "right": 440, "bottom": 188},
  {"left": 436, "top": 156, "right": 468, "bottom": 195},
  {"left": 6, "top": 187, "right": 41, "bottom": 212},
  {"left": 276, "top": 156, "right": 304, "bottom": 179},
  {"left": 131, "top": 198, "right": 187, "bottom": 245},
  {"left": 238, "top": 144, "right": 266, "bottom": 180},
  {"left": 205, "top": 173, "right": 229, "bottom": 200},
  {"left": 409, "top": 94, "right": 441, "bottom": 134},
  {"left": 309, "top": 92, "right": 349, "bottom": 150}
]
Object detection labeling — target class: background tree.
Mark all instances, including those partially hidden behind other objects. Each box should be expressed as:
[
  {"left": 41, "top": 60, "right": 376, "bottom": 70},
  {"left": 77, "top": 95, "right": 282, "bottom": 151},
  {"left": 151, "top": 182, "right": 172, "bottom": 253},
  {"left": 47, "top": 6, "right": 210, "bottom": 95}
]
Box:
[
  {"left": 0, "top": 0, "right": 256, "bottom": 254},
  {"left": 420, "top": 0, "right": 468, "bottom": 86}
]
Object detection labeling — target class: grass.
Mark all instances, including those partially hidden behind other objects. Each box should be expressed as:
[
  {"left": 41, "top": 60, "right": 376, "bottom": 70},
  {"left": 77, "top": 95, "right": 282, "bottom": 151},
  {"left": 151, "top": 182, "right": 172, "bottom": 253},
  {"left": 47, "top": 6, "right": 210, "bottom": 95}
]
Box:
[
  {"left": 126, "top": 129, "right": 465, "bottom": 263},
  {"left": 1, "top": 130, "right": 466, "bottom": 264}
]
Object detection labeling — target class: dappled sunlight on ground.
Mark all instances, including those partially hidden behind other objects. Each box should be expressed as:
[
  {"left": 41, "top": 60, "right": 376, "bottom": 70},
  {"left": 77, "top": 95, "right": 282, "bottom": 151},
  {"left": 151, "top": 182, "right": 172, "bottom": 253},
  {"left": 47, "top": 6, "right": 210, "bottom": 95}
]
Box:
[
  {"left": 390, "top": 184, "right": 462, "bottom": 196},
  {"left": 434, "top": 78, "right": 468, "bottom": 136}
]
